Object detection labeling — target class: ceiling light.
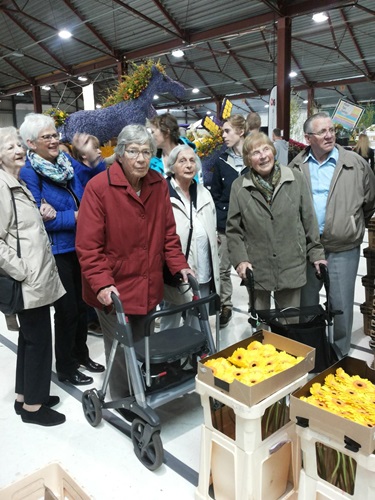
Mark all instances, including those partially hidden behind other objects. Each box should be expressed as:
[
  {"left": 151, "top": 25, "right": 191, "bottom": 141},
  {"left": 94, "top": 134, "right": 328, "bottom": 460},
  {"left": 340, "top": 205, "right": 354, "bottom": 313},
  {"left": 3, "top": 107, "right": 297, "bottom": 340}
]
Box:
[
  {"left": 303, "top": 99, "right": 308, "bottom": 104},
  {"left": 171, "top": 49, "right": 184, "bottom": 58},
  {"left": 312, "top": 12, "right": 328, "bottom": 23},
  {"left": 59, "top": 29, "right": 72, "bottom": 39},
  {"left": 42, "top": 85, "right": 51, "bottom": 91},
  {"left": 206, "top": 111, "right": 211, "bottom": 115},
  {"left": 96, "top": 104, "right": 102, "bottom": 109},
  {"left": 78, "top": 76, "right": 88, "bottom": 82},
  {"left": 264, "top": 104, "right": 269, "bottom": 108},
  {"left": 153, "top": 94, "right": 159, "bottom": 100},
  {"left": 192, "top": 88, "right": 199, "bottom": 94},
  {"left": 289, "top": 71, "right": 297, "bottom": 78},
  {"left": 16, "top": 92, "right": 24, "bottom": 96}
]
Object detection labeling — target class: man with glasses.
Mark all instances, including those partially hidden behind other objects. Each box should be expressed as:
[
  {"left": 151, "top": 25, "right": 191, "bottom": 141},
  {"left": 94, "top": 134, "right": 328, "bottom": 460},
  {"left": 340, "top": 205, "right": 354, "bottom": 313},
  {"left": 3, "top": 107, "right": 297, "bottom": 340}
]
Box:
[{"left": 289, "top": 112, "right": 375, "bottom": 359}]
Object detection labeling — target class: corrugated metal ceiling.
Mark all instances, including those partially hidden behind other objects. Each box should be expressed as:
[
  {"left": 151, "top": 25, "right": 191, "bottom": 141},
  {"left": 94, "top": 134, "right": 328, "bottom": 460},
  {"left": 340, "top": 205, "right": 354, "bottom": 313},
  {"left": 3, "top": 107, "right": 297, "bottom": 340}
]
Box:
[{"left": 0, "top": 0, "right": 374, "bottom": 122}]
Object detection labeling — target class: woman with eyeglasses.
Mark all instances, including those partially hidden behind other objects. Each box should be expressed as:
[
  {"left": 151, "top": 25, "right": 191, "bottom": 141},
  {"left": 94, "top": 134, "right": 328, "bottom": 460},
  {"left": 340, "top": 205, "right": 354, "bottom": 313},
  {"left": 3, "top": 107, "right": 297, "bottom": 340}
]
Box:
[
  {"left": 75, "top": 125, "right": 193, "bottom": 404},
  {"left": 226, "top": 132, "right": 326, "bottom": 312},
  {"left": 19, "top": 113, "right": 106, "bottom": 386}
]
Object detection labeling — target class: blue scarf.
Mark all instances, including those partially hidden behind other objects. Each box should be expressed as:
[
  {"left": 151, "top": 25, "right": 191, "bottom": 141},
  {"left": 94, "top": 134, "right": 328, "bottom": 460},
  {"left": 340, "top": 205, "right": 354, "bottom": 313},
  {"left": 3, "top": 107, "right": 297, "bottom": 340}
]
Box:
[{"left": 27, "top": 150, "right": 74, "bottom": 184}]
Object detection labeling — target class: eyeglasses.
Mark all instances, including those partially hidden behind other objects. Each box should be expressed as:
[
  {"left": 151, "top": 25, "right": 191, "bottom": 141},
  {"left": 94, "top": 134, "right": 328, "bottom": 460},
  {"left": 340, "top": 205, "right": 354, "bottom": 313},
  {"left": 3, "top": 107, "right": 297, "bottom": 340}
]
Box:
[
  {"left": 125, "top": 149, "right": 152, "bottom": 159},
  {"left": 39, "top": 133, "right": 59, "bottom": 142},
  {"left": 250, "top": 146, "right": 272, "bottom": 158},
  {"left": 307, "top": 128, "right": 336, "bottom": 137}
]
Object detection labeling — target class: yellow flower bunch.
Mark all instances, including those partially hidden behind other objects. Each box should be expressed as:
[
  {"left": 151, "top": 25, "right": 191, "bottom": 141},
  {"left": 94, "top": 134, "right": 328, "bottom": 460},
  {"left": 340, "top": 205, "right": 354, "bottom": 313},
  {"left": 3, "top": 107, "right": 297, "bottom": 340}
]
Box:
[
  {"left": 204, "top": 340, "right": 304, "bottom": 386},
  {"left": 100, "top": 145, "right": 115, "bottom": 158},
  {"left": 102, "top": 60, "right": 165, "bottom": 107},
  {"left": 44, "top": 108, "right": 68, "bottom": 127},
  {"left": 300, "top": 367, "right": 375, "bottom": 427},
  {"left": 188, "top": 130, "right": 224, "bottom": 158}
]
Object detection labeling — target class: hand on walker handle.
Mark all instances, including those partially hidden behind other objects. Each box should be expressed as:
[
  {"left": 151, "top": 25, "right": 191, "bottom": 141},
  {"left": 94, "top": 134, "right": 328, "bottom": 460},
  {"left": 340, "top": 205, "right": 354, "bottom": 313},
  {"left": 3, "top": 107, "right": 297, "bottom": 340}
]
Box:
[
  {"left": 236, "top": 261, "right": 253, "bottom": 280},
  {"left": 97, "top": 285, "right": 120, "bottom": 306}
]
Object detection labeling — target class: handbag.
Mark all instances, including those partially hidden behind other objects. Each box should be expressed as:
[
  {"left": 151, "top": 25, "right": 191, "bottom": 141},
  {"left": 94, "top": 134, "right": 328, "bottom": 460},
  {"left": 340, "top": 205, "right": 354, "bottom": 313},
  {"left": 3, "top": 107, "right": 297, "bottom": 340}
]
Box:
[
  {"left": 163, "top": 197, "right": 193, "bottom": 288},
  {"left": 0, "top": 190, "right": 24, "bottom": 315}
]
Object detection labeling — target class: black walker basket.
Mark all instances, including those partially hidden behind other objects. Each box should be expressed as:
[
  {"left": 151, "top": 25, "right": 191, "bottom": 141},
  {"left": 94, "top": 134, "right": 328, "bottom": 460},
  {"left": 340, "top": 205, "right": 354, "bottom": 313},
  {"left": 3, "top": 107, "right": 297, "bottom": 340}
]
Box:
[{"left": 245, "top": 265, "right": 340, "bottom": 373}]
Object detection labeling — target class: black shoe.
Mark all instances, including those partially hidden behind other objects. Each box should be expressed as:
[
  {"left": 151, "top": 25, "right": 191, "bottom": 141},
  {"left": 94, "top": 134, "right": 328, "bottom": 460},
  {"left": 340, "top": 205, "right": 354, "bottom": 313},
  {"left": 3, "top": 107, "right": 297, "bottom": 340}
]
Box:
[
  {"left": 80, "top": 358, "right": 105, "bottom": 373},
  {"left": 14, "top": 396, "right": 60, "bottom": 416},
  {"left": 57, "top": 370, "right": 93, "bottom": 385},
  {"left": 220, "top": 306, "right": 232, "bottom": 328},
  {"left": 20, "top": 405, "right": 66, "bottom": 426}
]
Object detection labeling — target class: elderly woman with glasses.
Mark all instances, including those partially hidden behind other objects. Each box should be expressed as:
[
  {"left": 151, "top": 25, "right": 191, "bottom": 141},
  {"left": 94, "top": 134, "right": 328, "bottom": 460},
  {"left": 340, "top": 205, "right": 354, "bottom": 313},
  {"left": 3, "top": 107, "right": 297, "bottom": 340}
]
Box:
[
  {"left": 19, "top": 113, "right": 106, "bottom": 386},
  {"left": 160, "top": 144, "right": 220, "bottom": 330},
  {"left": 226, "top": 132, "right": 326, "bottom": 312},
  {"left": 75, "top": 124, "right": 193, "bottom": 404}
]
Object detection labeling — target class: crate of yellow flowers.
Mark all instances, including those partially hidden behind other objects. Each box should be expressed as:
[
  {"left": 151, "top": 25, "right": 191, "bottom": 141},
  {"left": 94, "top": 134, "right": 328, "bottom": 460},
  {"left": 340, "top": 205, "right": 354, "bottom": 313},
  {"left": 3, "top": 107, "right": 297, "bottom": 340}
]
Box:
[
  {"left": 290, "top": 356, "right": 375, "bottom": 455},
  {"left": 197, "top": 329, "right": 315, "bottom": 407}
]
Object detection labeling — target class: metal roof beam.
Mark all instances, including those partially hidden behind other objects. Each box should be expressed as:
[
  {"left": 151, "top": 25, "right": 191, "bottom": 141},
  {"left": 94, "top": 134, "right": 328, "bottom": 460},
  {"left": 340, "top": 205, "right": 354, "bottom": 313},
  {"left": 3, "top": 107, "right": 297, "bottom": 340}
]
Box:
[
  {"left": 62, "top": 0, "right": 116, "bottom": 56},
  {"left": 111, "top": 0, "right": 186, "bottom": 42},
  {"left": 285, "top": 0, "right": 357, "bottom": 17},
  {"left": 339, "top": 10, "right": 372, "bottom": 77},
  {"left": 151, "top": 0, "right": 186, "bottom": 40},
  {"left": 4, "top": 10, "right": 71, "bottom": 73}
]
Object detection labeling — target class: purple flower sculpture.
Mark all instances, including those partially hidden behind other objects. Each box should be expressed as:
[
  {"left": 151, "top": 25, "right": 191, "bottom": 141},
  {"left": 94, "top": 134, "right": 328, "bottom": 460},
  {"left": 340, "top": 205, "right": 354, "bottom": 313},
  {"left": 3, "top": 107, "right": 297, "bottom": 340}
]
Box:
[
  {"left": 202, "top": 144, "right": 226, "bottom": 188},
  {"left": 59, "top": 66, "right": 186, "bottom": 144}
]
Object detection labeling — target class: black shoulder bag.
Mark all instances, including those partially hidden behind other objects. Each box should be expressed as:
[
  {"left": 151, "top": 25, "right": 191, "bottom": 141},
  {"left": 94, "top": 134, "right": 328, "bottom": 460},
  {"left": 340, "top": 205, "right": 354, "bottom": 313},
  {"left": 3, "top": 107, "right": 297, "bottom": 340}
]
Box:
[
  {"left": 0, "top": 190, "right": 25, "bottom": 315},
  {"left": 163, "top": 198, "right": 193, "bottom": 287}
]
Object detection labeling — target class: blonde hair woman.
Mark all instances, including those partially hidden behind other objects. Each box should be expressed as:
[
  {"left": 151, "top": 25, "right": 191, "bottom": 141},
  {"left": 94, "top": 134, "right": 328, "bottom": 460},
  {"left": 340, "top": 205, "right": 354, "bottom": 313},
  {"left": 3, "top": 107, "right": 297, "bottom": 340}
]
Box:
[{"left": 354, "top": 133, "right": 374, "bottom": 172}]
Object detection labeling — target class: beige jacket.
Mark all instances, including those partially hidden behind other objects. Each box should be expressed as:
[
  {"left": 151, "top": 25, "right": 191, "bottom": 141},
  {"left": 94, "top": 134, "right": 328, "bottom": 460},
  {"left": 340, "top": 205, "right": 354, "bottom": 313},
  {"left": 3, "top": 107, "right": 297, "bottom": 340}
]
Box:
[
  {"left": 289, "top": 144, "right": 375, "bottom": 252},
  {"left": 0, "top": 170, "right": 65, "bottom": 309}
]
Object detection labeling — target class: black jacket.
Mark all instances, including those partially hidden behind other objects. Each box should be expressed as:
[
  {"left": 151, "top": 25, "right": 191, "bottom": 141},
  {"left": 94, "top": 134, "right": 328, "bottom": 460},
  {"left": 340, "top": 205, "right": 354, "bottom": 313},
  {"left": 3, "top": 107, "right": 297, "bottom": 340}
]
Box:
[{"left": 210, "top": 149, "right": 248, "bottom": 231}]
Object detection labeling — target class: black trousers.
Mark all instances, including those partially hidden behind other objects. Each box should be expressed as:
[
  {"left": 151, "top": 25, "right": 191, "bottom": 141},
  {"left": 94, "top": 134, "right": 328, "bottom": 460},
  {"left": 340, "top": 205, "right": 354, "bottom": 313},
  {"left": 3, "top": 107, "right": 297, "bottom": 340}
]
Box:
[
  {"left": 16, "top": 305, "right": 52, "bottom": 405},
  {"left": 54, "top": 251, "right": 89, "bottom": 374}
]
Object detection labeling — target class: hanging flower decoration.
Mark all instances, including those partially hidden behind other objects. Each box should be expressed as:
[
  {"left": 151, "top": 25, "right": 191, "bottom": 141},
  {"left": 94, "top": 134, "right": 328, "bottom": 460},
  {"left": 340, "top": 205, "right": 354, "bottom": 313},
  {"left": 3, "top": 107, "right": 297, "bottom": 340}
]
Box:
[
  {"left": 102, "top": 60, "right": 166, "bottom": 107},
  {"left": 204, "top": 340, "right": 304, "bottom": 386},
  {"left": 300, "top": 367, "right": 375, "bottom": 427},
  {"left": 44, "top": 108, "right": 69, "bottom": 128}
]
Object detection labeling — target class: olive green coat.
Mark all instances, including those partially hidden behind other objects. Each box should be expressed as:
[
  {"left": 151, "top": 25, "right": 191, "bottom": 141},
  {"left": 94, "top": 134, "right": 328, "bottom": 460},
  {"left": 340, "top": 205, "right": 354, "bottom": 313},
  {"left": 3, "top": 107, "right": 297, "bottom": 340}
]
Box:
[{"left": 226, "top": 165, "right": 324, "bottom": 291}]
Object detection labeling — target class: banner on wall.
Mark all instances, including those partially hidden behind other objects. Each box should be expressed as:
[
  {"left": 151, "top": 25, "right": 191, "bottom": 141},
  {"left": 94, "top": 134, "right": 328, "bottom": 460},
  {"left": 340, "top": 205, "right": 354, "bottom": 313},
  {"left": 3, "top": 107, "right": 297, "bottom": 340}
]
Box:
[
  {"left": 331, "top": 98, "right": 364, "bottom": 130},
  {"left": 82, "top": 84, "right": 95, "bottom": 110},
  {"left": 268, "top": 85, "right": 277, "bottom": 139}
]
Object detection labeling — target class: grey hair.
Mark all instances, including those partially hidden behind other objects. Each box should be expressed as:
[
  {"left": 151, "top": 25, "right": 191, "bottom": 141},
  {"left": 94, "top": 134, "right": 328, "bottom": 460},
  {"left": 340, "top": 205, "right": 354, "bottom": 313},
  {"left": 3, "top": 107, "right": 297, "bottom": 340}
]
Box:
[
  {"left": 19, "top": 113, "right": 56, "bottom": 146},
  {"left": 0, "top": 126, "right": 19, "bottom": 148},
  {"left": 115, "top": 125, "right": 156, "bottom": 158},
  {"left": 165, "top": 144, "right": 201, "bottom": 176},
  {"left": 303, "top": 112, "right": 331, "bottom": 134},
  {"left": 0, "top": 127, "right": 22, "bottom": 168}
]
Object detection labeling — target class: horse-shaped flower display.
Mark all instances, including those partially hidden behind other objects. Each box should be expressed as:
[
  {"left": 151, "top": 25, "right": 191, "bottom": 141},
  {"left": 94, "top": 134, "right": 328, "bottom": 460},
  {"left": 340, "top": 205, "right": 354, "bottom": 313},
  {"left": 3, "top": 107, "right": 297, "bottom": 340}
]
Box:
[{"left": 59, "top": 66, "right": 186, "bottom": 144}]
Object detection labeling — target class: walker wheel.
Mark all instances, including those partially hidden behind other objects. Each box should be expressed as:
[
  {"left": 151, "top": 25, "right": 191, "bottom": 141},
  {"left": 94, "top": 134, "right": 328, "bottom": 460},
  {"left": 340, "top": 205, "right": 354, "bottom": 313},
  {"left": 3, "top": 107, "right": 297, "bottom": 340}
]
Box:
[
  {"left": 82, "top": 389, "right": 102, "bottom": 427},
  {"left": 131, "top": 418, "right": 164, "bottom": 470}
]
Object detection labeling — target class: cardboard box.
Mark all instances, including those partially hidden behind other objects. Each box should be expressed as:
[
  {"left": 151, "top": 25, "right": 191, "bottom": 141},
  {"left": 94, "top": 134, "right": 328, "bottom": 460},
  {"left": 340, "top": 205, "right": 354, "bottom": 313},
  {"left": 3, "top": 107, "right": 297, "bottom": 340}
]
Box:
[
  {"left": 0, "top": 462, "right": 91, "bottom": 499},
  {"left": 197, "top": 330, "right": 315, "bottom": 407},
  {"left": 290, "top": 356, "right": 375, "bottom": 455}
]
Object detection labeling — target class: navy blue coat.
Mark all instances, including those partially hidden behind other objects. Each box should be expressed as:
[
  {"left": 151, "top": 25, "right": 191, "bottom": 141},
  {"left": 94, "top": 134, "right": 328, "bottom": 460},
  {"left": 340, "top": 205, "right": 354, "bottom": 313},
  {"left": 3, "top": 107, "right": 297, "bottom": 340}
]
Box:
[{"left": 210, "top": 150, "right": 248, "bottom": 232}]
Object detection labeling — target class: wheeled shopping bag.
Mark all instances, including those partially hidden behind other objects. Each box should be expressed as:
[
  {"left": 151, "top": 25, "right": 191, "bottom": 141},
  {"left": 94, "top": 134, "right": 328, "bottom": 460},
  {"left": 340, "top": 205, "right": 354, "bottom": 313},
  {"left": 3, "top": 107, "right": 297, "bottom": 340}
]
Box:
[
  {"left": 245, "top": 265, "right": 340, "bottom": 373},
  {"left": 81, "top": 275, "right": 219, "bottom": 471}
]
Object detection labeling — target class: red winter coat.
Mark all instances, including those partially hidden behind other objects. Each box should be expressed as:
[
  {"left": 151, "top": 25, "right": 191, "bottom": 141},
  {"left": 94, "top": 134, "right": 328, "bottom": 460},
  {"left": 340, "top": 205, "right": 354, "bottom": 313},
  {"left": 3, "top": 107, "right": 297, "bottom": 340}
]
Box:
[{"left": 76, "top": 162, "right": 188, "bottom": 315}]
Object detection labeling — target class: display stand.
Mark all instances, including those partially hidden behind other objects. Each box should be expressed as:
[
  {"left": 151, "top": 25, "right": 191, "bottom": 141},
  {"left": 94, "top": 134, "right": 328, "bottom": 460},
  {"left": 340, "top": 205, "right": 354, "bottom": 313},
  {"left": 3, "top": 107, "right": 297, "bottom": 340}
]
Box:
[{"left": 195, "top": 375, "right": 307, "bottom": 500}]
